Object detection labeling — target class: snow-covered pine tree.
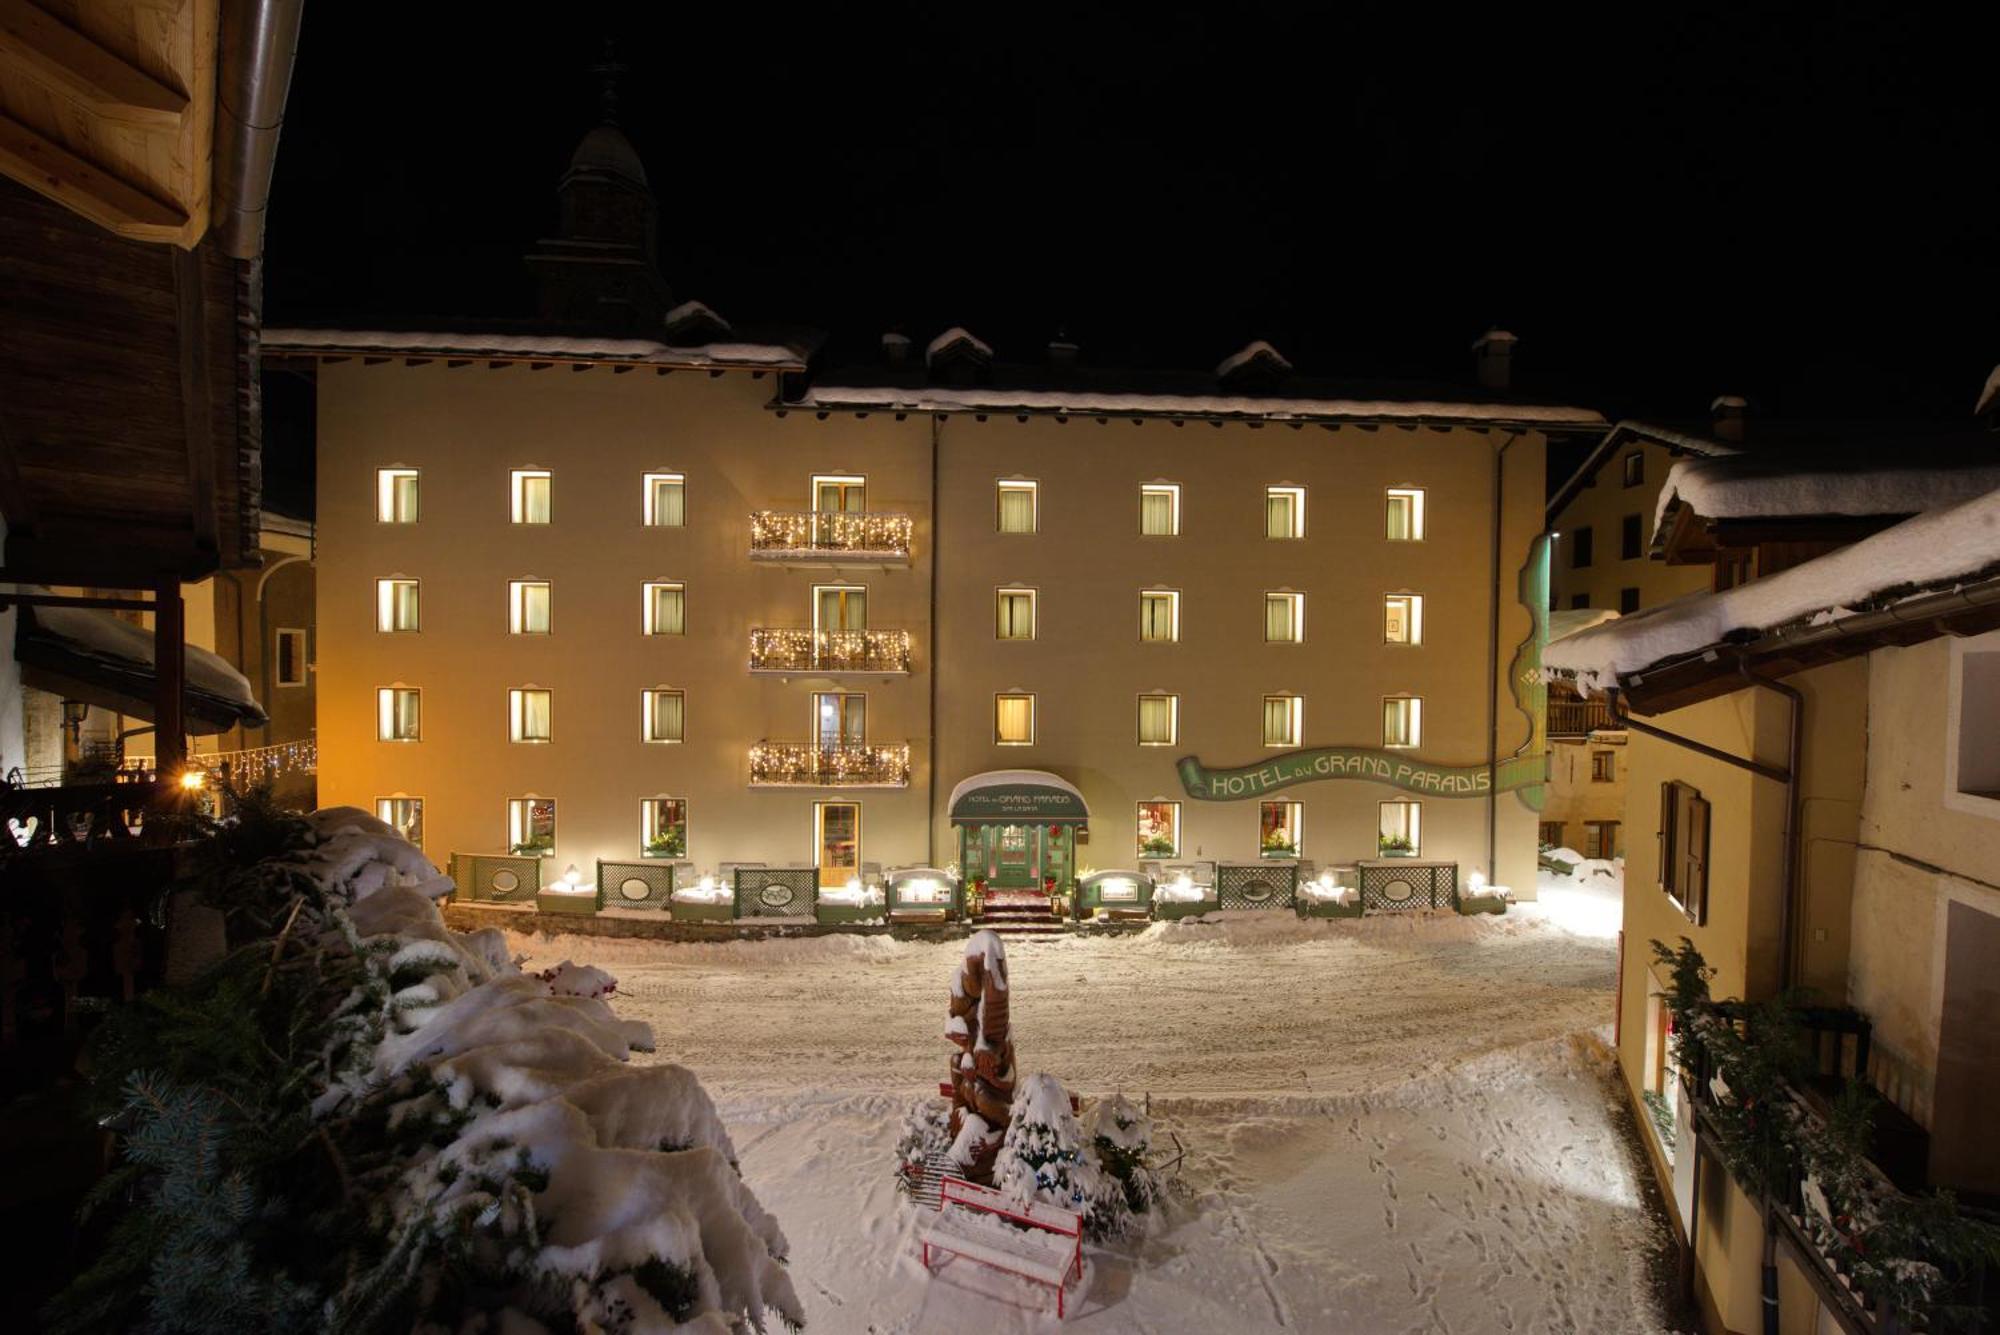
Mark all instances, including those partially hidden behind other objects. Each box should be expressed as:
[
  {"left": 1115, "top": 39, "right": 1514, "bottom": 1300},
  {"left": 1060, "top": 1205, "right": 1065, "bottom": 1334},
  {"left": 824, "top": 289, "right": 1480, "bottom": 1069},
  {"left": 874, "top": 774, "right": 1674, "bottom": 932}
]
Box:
[
  {"left": 993, "top": 1073, "right": 1109, "bottom": 1234},
  {"left": 1085, "top": 1093, "right": 1165, "bottom": 1231}
]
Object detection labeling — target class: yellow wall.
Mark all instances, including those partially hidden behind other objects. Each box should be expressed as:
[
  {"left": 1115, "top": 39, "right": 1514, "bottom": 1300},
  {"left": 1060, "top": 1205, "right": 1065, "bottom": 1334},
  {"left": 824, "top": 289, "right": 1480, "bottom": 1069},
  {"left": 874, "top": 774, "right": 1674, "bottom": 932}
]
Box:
[
  {"left": 1542, "top": 734, "right": 1628, "bottom": 854},
  {"left": 1549, "top": 438, "right": 1710, "bottom": 615}
]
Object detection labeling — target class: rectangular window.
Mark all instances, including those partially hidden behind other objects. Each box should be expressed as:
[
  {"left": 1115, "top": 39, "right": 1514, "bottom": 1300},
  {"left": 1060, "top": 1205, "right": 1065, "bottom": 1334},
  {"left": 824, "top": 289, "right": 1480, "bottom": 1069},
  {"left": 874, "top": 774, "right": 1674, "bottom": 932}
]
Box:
[
  {"left": 377, "top": 578, "right": 420, "bottom": 632},
  {"left": 377, "top": 468, "right": 419, "bottom": 523},
  {"left": 274, "top": 628, "right": 307, "bottom": 686},
  {"left": 1136, "top": 800, "right": 1180, "bottom": 859},
  {"left": 1385, "top": 594, "right": 1425, "bottom": 645},
  {"left": 1591, "top": 750, "right": 1616, "bottom": 782},
  {"left": 1137, "top": 693, "right": 1179, "bottom": 746},
  {"left": 511, "top": 469, "right": 552, "bottom": 524},
  {"left": 995, "top": 692, "right": 1036, "bottom": 745},
  {"left": 1539, "top": 820, "right": 1565, "bottom": 848},
  {"left": 1379, "top": 800, "right": 1421, "bottom": 855},
  {"left": 813, "top": 585, "right": 868, "bottom": 633},
  {"left": 1621, "top": 514, "right": 1643, "bottom": 560},
  {"left": 1570, "top": 525, "right": 1594, "bottom": 568},
  {"left": 1265, "top": 485, "right": 1305, "bottom": 539},
  {"left": 816, "top": 801, "right": 861, "bottom": 881},
  {"left": 509, "top": 687, "right": 553, "bottom": 743},
  {"left": 643, "top": 582, "right": 685, "bottom": 636},
  {"left": 996, "top": 588, "right": 1037, "bottom": 640},
  {"left": 1952, "top": 634, "right": 2000, "bottom": 803},
  {"left": 644, "top": 688, "right": 686, "bottom": 744},
  {"left": 377, "top": 687, "right": 420, "bottom": 741},
  {"left": 812, "top": 474, "right": 866, "bottom": 513},
  {"left": 376, "top": 797, "right": 423, "bottom": 848},
  {"left": 996, "top": 479, "right": 1038, "bottom": 533},
  {"left": 1571, "top": 593, "right": 1592, "bottom": 610},
  {"left": 507, "top": 797, "right": 556, "bottom": 856},
  {"left": 1260, "top": 800, "right": 1302, "bottom": 857},
  {"left": 1659, "top": 780, "right": 1710, "bottom": 924},
  {"left": 1139, "top": 590, "right": 1181, "bottom": 642},
  {"left": 1262, "top": 694, "right": 1302, "bottom": 747},
  {"left": 641, "top": 798, "right": 687, "bottom": 858},
  {"left": 644, "top": 472, "right": 685, "bottom": 526},
  {"left": 509, "top": 580, "right": 552, "bottom": 634},
  {"left": 1585, "top": 819, "right": 1621, "bottom": 860},
  {"left": 1623, "top": 452, "right": 1645, "bottom": 487},
  {"left": 1385, "top": 487, "right": 1426, "bottom": 541},
  {"left": 1140, "top": 484, "right": 1181, "bottom": 536},
  {"left": 1264, "top": 592, "right": 1304, "bottom": 643},
  {"left": 1382, "top": 695, "right": 1422, "bottom": 748},
  {"left": 1620, "top": 587, "right": 1641, "bottom": 614},
  {"left": 813, "top": 692, "right": 865, "bottom": 746}
]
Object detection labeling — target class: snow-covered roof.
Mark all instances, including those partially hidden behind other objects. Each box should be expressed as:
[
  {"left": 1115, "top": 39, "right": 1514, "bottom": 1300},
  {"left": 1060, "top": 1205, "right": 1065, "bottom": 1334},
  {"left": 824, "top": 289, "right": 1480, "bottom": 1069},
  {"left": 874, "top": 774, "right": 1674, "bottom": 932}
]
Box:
[
  {"left": 1546, "top": 607, "right": 1621, "bottom": 642},
  {"left": 1978, "top": 364, "right": 2000, "bottom": 417},
  {"left": 1545, "top": 483, "right": 2000, "bottom": 694},
  {"left": 1216, "top": 340, "right": 1291, "bottom": 379},
  {"left": 663, "top": 299, "right": 731, "bottom": 333},
  {"left": 925, "top": 326, "right": 992, "bottom": 365},
  {"left": 1651, "top": 456, "right": 2000, "bottom": 545},
  {"left": 263, "top": 327, "right": 811, "bottom": 370},
  {"left": 18, "top": 603, "right": 265, "bottom": 732}
]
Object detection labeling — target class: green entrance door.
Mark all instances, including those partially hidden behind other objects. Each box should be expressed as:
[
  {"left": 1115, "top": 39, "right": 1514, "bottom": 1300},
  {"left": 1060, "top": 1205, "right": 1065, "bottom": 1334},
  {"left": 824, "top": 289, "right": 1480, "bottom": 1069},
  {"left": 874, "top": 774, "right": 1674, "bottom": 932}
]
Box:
[{"left": 990, "top": 824, "right": 1040, "bottom": 888}]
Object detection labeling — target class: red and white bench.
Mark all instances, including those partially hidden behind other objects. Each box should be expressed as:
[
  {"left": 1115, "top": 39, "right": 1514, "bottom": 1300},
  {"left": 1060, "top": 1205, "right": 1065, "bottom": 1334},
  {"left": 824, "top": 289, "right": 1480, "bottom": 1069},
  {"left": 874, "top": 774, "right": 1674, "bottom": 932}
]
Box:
[{"left": 920, "top": 1176, "right": 1085, "bottom": 1318}]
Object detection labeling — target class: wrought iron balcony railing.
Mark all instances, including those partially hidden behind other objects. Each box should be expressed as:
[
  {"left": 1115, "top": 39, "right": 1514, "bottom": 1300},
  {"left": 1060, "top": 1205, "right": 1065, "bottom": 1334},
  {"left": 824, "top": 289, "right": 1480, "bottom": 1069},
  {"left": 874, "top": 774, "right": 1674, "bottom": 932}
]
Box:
[
  {"left": 749, "top": 628, "right": 912, "bottom": 675},
  {"left": 748, "top": 740, "right": 912, "bottom": 787},
  {"left": 748, "top": 510, "right": 912, "bottom": 563}
]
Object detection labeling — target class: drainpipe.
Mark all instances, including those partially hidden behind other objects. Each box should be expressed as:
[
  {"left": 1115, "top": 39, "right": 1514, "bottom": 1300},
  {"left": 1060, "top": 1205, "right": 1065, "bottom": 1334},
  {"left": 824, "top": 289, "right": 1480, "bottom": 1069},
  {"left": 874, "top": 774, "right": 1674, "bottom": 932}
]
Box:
[
  {"left": 927, "top": 414, "right": 941, "bottom": 868},
  {"left": 1485, "top": 431, "right": 1523, "bottom": 882},
  {"left": 211, "top": 0, "right": 306, "bottom": 259}
]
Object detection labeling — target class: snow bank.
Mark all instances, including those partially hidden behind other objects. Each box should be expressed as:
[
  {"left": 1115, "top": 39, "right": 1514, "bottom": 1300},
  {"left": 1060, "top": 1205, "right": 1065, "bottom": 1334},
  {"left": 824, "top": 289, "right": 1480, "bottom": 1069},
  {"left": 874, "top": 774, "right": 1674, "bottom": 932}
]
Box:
[
  {"left": 1545, "top": 483, "right": 2000, "bottom": 692},
  {"left": 1652, "top": 456, "right": 2000, "bottom": 539}
]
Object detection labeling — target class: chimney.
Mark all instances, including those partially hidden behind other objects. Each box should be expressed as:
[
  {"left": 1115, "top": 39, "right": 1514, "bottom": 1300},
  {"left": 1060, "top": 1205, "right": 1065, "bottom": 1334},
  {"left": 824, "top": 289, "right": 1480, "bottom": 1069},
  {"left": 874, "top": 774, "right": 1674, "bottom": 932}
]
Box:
[
  {"left": 1048, "top": 332, "right": 1079, "bottom": 371},
  {"left": 1472, "top": 329, "right": 1517, "bottom": 391},
  {"left": 1710, "top": 394, "right": 1748, "bottom": 442},
  {"left": 882, "top": 331, "right": 912, "bottom": 369}
]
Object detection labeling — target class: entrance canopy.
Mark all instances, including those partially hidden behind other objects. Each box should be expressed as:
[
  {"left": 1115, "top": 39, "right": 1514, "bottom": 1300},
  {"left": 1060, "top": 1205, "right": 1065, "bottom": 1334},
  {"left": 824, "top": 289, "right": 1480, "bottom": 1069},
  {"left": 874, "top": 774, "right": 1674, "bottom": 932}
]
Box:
[{"left": 948, "top": 769, "right": 1088, "bottom": 825}]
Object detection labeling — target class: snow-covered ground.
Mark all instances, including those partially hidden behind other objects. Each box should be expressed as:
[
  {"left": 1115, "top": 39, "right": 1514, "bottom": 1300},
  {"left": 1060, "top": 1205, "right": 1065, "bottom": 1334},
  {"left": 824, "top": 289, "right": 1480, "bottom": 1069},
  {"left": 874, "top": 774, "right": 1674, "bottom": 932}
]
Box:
[{"left": 516, "top": 909, "right": 1673, "bottom": 1333}]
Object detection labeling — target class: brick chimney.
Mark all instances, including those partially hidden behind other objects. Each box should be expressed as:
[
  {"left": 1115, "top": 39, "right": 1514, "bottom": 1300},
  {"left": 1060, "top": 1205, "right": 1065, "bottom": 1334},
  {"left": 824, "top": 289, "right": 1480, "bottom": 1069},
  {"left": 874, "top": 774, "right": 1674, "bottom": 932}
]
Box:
[
  {"left": 1473, "top": 329, "right": 1517, "bottom": 391},
  {"left": 1710, "top": 394, "right": 1748, "bottom": 442}
]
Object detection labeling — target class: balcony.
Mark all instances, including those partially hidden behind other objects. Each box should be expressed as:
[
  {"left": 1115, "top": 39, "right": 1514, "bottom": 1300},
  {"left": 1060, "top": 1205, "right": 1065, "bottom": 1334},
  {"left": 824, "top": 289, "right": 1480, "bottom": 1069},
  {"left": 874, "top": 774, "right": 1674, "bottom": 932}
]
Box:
[
  {"left": 1547, "top": 692, "right": 1619, "bottom": 739},
  {"left": 748, "top": 740, "right": 912, "bottom": 788},
  {"left": 748, "top": 510, "right": 912, "bottom": 564},
  {"left": 749, "top": 628, "right": 911, "bottom": 675}
]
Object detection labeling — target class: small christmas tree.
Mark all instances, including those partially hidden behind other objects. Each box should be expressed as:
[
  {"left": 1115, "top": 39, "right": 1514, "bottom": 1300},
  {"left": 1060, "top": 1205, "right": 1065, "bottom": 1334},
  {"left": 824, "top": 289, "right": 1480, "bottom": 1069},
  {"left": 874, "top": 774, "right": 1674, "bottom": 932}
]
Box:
[
  {"left": 994, "top": 1073, "right": 1105, "bottom": 1230},
  {"left": 1085, "top": 1093, "right": 1165, "bottom": 1232}
]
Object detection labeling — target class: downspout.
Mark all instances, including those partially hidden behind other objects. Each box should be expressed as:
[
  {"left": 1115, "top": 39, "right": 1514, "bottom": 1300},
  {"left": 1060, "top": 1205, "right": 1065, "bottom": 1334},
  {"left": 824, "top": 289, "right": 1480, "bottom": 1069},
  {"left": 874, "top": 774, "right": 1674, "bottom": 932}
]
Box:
[
  {"left": 211, "top": 0, "right": 307, "bottom": 259},
  {"left": 1485, "top": 431, "right": 1523, "bottom": 881},
  {"left": 927, "top": 414, "right": 941, "bottom": 868}
]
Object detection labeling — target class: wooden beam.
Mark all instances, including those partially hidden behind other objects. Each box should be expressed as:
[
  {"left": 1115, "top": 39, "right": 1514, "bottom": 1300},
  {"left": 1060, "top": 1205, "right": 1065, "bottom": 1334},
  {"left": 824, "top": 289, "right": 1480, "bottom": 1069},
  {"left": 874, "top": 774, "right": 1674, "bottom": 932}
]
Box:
[
  {"left": 0, "top": 111, "right": 187, "bottom": 241},
  {"left": 173, "top": 246, "right": 218, "bottom": 557},
  {"left": 0, "top": 1, "right": 190, "bottom": 128},
  {"left": 154, "top": 579, "right": 186, "bottom": 773}
]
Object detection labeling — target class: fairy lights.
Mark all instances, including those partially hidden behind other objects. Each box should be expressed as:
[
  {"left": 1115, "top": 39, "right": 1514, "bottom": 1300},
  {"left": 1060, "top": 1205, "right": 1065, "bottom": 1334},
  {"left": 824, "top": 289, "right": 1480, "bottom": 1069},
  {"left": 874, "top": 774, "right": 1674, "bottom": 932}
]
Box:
[
  {"left": 747, "top": 740, "right": 911, "bottom": 787},
  {"left": 747, "top": 510, "right": 912, "bottom": 560},
  {"left": 748, "top": 627, "right": 911, "bottom": 674},
  {"left": 184, "top": 739, "right": 318, "bottom": 786}
]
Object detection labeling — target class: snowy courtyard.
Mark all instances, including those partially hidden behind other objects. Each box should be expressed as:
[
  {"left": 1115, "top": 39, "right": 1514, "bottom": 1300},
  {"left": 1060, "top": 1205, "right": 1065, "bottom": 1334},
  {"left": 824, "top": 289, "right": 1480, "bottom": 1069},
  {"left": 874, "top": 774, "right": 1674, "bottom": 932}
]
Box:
[{"left": 515, "top": 886, "right": 1674, "bottom": 1333}]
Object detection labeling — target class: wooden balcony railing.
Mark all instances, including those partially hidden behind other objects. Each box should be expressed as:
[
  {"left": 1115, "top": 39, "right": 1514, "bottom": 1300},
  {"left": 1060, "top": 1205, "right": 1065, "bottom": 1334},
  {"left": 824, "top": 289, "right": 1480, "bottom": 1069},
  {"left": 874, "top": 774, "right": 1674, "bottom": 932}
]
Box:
[
  {"left": 748, "top": 741, "right": 912, "bottom": 787},
  {"left": 748, "top": 510, "right": 912, "bottom": 563},
  {"left": 1547, "top": 694, "right": 1618, "bottom": 738},
  {"left": 749, "top": 628, "right": 912, "bottom": 675}
]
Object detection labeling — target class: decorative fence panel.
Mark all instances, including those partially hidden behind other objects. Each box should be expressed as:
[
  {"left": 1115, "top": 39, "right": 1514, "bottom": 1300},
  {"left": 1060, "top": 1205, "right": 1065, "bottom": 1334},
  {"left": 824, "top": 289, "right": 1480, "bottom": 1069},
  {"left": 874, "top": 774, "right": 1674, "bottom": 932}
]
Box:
[
  {"left": 450, "top": 853, "right": 543, "bottom": 905},
  {"left": 733, "top": 866, "right": 818, "bottom": 919},
  {"left": 1359, "top": 860, "right": 1457, "bottom": 912},
  {"left": 597, "top": 859, "right": 676, "bottom": 910},
  {"left": 1216, "top": 862, "right": 1297, "bottom": 911}
]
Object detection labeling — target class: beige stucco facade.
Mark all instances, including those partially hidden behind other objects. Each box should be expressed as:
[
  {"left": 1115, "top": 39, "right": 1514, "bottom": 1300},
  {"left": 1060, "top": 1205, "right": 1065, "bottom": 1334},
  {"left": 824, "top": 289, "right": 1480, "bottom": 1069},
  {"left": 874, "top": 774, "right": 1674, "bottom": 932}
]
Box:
[
  {"left": 1549, "top": 437, "right": 1710, "bottom": 615},
  {"left": 312, "top": 359, "right": 1553, "bottom": 892}
]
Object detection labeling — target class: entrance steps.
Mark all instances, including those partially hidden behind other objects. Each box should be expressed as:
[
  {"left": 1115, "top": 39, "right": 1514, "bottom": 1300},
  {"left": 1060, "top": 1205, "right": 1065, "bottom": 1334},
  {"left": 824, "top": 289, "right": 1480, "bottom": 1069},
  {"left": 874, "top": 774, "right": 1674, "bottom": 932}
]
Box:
[{"left": 973, "top": 893, "right": 1069, "bottom": 935}]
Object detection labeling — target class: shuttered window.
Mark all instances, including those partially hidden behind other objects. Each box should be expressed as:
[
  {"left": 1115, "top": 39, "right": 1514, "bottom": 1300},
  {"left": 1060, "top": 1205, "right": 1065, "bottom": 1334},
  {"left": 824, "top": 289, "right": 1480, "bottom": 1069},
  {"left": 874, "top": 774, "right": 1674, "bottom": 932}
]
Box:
[{"left": 1659, "top": 780, "right": 1710, "bottom": 925}]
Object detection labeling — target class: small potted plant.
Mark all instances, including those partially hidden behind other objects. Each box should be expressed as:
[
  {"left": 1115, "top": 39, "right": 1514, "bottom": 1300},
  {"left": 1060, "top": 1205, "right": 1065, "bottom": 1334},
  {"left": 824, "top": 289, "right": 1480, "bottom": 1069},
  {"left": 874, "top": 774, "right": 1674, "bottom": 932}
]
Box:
[
  {"left": 1260, "top": 830, "right": 1298, "bottom": 858},
  {"left": 511, "top": 834, "right": 554, "bottom": 857},
  {"left": 1138, "top": 834, "right": 1176, "bottom": 858},
  {"left": 1378, "top": 834, "right": 1416, "bottom": 858},
  {"left": 967, "top": 874, "right": 987, "bottom": 914},
  {"left": 644, "top": 828, "right": 685, "bottom": 859}
]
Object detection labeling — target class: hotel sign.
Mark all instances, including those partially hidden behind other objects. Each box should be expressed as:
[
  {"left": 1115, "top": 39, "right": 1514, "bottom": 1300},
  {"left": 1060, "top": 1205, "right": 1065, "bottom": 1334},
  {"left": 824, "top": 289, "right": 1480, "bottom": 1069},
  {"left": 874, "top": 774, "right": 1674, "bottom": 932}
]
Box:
[{"left": 1176, "top": 749, "right": 1548, "bottom": 801}]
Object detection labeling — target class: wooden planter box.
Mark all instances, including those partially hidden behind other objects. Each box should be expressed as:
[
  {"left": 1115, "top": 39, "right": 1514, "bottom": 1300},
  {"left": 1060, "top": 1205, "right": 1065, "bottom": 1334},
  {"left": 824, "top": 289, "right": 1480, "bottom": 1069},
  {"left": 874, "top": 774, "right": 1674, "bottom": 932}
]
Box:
[
  {"left": 671, "top": 899, "right": 734, "bottom": 922},
  {"left": 535, "top": 890, "right": 600, "bottom": 917},
  {"left": 1299, "top": 895, "right": 1364, "bottom": 919},
  {"left": 1153, "top": 897, "right": 1217, "bottom": 921},
  {"left": 816, "top": 902, "right": 881, "bottom": 926}
]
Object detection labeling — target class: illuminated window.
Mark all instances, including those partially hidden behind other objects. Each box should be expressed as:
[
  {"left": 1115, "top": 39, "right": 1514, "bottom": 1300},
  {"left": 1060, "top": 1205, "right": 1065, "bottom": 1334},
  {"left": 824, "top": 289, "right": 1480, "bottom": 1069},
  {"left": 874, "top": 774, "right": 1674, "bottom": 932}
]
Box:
[
  {"left": 376, "top": 797, "right": 423, "bottom": 848},
  {"left": 509, "top": 688, "right": 552, "bottom": 743},
  {"left": 641, "top": 798, "right": 687, "bottom": 858},
  {"left": 377, "top": 578, "right": 419, "bottom": 632},
  {"left": 511, "top": 469, "right": 551, "bottom": 524},
  {"left": 1262, "top": 694, "right": 1302, "bottom": 747},
  {"left": 643, "top": 582, "right": 685, "bottom": 636},
  {"left": 1140, "top": 484, "right": 1181, "bottom": 536},
  {"left": 1264, "top": 592, "right": 1304, "bottom": 643},
  {"left": 1140, "top": 589, "right": 1180, "bottom": 642},
  {"left": 507, "top": 797, "right": 556, "bottom": 855},
  {"left": 377, "top": 468, "right": 419, "bottom": 523},
  {"left": 1379, "top": 801, "right": 1421, "bottom": 855},
  {"left": 377, "top": 687, "right": 420, "bottom": 741},
  {"left": 643, "top": 689, "right": 685, "bottom": 743},
  {"left": 813, "top": 692, "right": 865, "bottom": 746},
  {"left": 1265, "top": 485, "right": 1305, "bottom": 539},
  {"left": 644, "top": 472, "right": 685, "bottom": 526},
  {"left": 996, "top": 588, "right": 1037, "bottom": 640},
  {"left": 812, "top": 474, "right": 866, "bottom": 513},
  {"left": 1385, "top": 487, "right": 1425, "bottom": 540},
  {"left": 509, "top": 580, "right": 551, "bottom": 634},
  {"left": 814, "top": 585, "right": 868, "bottom": 633},
  {"left": 1385, "top": 593, "right": 1425, "bottom": 645},
  {"left": 1383, "top": 695, "right": 1422, "bottom": 748},
  {"left": 1136, "top": 800, "right": 1180, "bottom": 858},
  {"left": 996, "top": 479, "right": 1038, "bottom": 533},
  {"left": 274, "top": 629, "right": 308, "bottom": 686},
  {"left": 1137, "top": 693, "right": 1179, "bottom": 746},
  {"left": 995, "top": 693, "right": 1036, "bottom": 745},
  {"left": 1260, "top": 800, "right": 1302, "bottom": 857}
]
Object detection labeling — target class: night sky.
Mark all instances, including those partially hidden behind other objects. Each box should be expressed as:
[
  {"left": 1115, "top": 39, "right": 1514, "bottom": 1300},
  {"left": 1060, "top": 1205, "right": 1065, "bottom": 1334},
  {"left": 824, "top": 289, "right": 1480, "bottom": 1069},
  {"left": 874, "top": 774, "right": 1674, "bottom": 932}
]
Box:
[{"left": 266, "top": 5, "right": 1998, "bottom": 425}]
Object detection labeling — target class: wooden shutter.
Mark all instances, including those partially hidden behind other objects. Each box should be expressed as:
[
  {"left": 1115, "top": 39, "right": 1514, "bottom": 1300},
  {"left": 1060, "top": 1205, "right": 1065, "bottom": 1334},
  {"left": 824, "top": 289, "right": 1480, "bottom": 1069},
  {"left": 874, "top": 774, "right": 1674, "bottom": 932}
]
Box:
[
  {"left": 1683, "top": 793, "right": 1710, "bottom": 926},
  {"left": 1658, "top": 781, "right": 1677, "bottom": 897}
]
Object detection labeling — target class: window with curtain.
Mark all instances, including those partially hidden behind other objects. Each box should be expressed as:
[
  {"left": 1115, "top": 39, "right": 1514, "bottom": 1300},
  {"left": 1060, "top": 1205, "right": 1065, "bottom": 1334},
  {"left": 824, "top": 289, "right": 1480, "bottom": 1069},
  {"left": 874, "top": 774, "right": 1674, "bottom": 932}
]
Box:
[
  {"left": 995, "top": 693, "right": 1035, "bottom": 745},
  {"left": 1259, "top": 801, "right": 1302, "bottom": 856},
  {"left": 511, "top": 470, "right": 551, "bottom": 524},
  {"left": 645, "top": 472, "right": 685, "bottom": 526},
  {"left": 1385, "top": 594, "right": 1424, "bottom": 645},
  {"left": 510, "top": 688, "right": 553, "bottom": 742},
  {"left": 1379, "top": 800, "right": 1421, "bottom": 854},
  {"left": 508, "top": 798, "right": 556, "bottom": 854},
  {"left": 1137, "top": 693, "right": 1178, "bottom": 745},
  {"left": 377, "top": 578, "right": 420, "bottom": 632},
  {"left": 644, "top": 582, "right": 685, "bottom": 636},
  {"left": 1383, "top": 696, "right": 1422, "bottom": 748},
  {"left": 376, "top": 797, "right": 423, "bottom": 848},
  {"left": 813, "top": 476, "right": 865, "bottom": 512},
  {"left": 509, "top": 580, "right": 552, "bottom": 634},
  {"left": 644, "top": 689, "right": 685, "bottom": 743},
  {"left": 1265, "top": 486, "right": 1304, "bottom": 539},
  {"left": 996, "top": 480, "right": 1037, "bottom": 533},
  {"left": 1264, "top": 592, "right": 1304, "bottom": 643},
  {"left": 1262, "top": 694, "right": 1301, "bottom": 747},
  {"left": 1385, "top": 487, "right": 1425, "bottom": 540},
  {"left": 813, "top": 692, "right": 865, "bottom": 746},
  {"left": 996, "top": 588, "right": 1037, "bottom": 639},
  {"left": 377, "top": 687, "right": 420, "bottom": 741},
  {"left": 1136, "top": 801, "right": 1179, "bottom": 857},
  {"left": 815, "top": 585, "right": 867, "bottom": 631},
  {"left": 1140, "top": 484, "right": 1180, "bottom": 536},
  {"left": 378, "top": 468, "right": 419, "bottom": 523},
  {"left": 1140, "top": 590, "right": 1179, "bottom": 642}
]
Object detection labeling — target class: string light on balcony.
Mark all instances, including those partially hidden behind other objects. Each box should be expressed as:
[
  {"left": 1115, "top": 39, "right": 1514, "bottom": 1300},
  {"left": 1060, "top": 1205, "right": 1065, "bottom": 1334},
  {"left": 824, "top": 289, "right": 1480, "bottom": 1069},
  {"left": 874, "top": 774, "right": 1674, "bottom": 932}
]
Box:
[
  {"left": 747, "top": 510, "right": 912, "bottom": 557},
  {"left": 183, "top": 740, "right": 318, "bottom": 787}
]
